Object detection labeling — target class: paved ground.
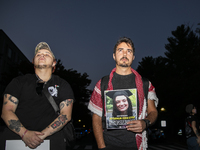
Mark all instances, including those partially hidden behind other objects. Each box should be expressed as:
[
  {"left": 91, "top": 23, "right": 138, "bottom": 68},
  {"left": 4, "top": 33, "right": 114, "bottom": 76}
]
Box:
[{"left": 165, "top": 135, "right": 187, "bottom": 147}]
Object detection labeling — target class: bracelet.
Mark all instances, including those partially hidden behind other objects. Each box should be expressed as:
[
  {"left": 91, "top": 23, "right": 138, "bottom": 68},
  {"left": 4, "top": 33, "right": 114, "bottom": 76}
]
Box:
[
  {"left": 21, "top": 129, "right": 28, "bottom": 140},
  {"left": 142, "top": 119, "right": 151, "bottom": 129}
]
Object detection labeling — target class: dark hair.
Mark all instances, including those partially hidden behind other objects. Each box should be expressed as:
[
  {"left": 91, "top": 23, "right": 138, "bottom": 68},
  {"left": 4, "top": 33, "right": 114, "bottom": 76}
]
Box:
[
  {"left": 112, "top": 96, "right": 133, "bottom": 117},
  {"left": 186, "top": 104, "right": 195, "bottom": 114},
  {"left": 113, "top": 37, "right": 135, "bottom": 55}
]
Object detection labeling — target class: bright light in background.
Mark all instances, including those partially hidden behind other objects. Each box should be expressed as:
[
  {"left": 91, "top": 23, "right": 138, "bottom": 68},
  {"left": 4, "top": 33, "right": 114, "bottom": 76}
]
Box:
[
  {"left": 161, "top": 107, "right": 165, "bottom": 111},
  {"left": 161, "top": 120, "right": 166, "bottom": 127},
  {"left": 78, "top": 120, "right": 81, "bottom": 122},
  {"left": 83, "top": 125, "right": 85, "bottom": 127}
]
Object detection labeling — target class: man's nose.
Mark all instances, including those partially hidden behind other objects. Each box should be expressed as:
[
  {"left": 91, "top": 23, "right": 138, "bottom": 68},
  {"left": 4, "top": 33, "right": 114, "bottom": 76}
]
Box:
[
  {"left": 123, "top": 50, "right": 127, "bottom": 56},
  {"left": 39, "top": 54, "right": 45, "bottom": 59}
]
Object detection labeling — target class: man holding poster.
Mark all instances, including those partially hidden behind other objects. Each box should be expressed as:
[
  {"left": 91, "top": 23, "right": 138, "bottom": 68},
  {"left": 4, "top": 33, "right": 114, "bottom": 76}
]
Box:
[{"left": 88, "top": 37, "right": 158, "bottom": 150}]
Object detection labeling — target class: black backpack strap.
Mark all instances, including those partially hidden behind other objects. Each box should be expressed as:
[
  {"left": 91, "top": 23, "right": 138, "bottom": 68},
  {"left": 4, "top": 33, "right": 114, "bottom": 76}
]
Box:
[
  {"left": 100, "top": 75, "right": 109, "bottom": 129},
  {"left": 43, "top": 75, "right": 60, "bottom": 114},
  {"left": 43, "top": 89, "right": 59, "bottom": 113},
  {"left": 142, "top": 77, "right": 149, "bottom": 108}
]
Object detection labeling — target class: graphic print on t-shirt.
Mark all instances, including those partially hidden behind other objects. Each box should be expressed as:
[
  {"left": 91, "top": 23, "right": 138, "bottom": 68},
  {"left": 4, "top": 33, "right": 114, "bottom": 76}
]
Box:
[{"left": 48, "top": 85, "right": 59, "bottom": 97}]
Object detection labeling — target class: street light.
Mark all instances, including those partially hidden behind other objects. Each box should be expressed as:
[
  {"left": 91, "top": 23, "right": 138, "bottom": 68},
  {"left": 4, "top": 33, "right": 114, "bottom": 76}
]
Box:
[{"left": 160, "top": 107, "right": 165, "bottom": 111}]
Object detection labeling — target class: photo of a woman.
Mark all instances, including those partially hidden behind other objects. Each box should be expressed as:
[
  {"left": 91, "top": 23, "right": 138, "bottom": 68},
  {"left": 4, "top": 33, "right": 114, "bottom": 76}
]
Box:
[
  {"left": 105, "top": 89, "right": 137, "bottom": 129},
  {"left": 112, "top": 90, "right": 133, "bottom": 117}
]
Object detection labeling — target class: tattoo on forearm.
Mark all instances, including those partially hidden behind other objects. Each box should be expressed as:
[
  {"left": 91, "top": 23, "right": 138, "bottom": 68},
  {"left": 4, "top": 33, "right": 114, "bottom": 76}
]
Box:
[
  {"left": 49, "top": 126, "right": 63, "bottom": 135},
  {"left": 8, "top": 96, "right": 19, "bottom": 105},
  {"left": 8, "top": 120, "right": 23, "bottom": 132},
  {"left": 51, "top": 115, "right": 67, "bottom": 129},
  {"left": 4, "top": 94, "right": 7, "bottom": 99},
  {"left": 60, "top": 103, "right": 64, "bottom": 110},
  {"left": 3, "top": 101, "right": 8, "bottom": 105}
]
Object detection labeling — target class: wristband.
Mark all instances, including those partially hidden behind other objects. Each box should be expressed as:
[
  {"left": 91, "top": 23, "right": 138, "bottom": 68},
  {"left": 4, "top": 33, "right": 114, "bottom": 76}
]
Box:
[
  {"left": 21, "top": 129, "right": 28, "bottom": 140},
  {"left": 142, "top": 119, "right": 151, "bottom": 129}
]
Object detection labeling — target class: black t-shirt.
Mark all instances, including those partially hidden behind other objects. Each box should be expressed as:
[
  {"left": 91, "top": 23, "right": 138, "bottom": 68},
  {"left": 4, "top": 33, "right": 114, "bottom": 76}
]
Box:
[
  {"left": 185, "top": 115, "right": 200, "bottom": 139},
  {"left": 3, "top": 74, "right": 74, "bottom": 133},
  {"left": 103, "top": 72, "right": 137, "bottom": 149}
]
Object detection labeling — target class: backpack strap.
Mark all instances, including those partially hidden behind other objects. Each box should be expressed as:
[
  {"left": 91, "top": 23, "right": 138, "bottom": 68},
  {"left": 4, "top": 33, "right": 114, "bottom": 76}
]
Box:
[
  {"left": 100, "top": 75, "right": 109, "bottom": 129},
  {"left": 43, "top": 75, "right": 60, "bottom": 114}
]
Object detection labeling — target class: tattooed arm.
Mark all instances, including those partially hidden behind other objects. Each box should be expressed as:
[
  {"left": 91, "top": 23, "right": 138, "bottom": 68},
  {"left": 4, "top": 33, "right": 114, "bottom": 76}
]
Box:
[
  {"left": 1, "top": 94, "right": 44, "bottom": 149},
  {"left": 1, "top": 94, "right": 23, "bottom": 134},
  {"left": 39, "top": 99, "right": 73, "bottom": 139}
]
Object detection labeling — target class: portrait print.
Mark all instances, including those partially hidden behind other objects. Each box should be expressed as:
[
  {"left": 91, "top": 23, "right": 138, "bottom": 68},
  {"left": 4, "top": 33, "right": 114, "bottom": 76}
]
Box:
[{"left": 104, "top": 88, "right": 137, "bottom": 129}]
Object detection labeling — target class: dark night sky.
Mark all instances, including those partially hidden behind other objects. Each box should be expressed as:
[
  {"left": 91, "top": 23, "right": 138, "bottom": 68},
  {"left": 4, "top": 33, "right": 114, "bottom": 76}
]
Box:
[{"left": 0, "top": 0, "right": 200, "bottom": 89}]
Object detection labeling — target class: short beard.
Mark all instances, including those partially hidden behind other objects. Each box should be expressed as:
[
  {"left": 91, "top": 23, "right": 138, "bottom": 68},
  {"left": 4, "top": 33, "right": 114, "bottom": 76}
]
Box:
[
  {"left": 115, "top": 60, "right": 131, "bottom": 68},
  {"left": 35, "top": 65, "right": 52, "bottom": 69},
  {"left": 119, "top": 64, "right": 129, "bottom": 67},
  {"left": 115, "top": 57, "right": 132, "bottom": 67}
]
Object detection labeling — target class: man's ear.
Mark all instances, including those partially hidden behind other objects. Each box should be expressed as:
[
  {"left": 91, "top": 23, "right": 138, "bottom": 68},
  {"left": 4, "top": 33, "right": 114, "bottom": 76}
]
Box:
[
  {"left": 132, "top": 55, "right": 135, "bottom": 61},
  {"left": 32, "top": 57, "right": 34, "bottom": 64},
  {"left": 113, "top": 53, "right": 116, "bottom": 61},
  {"left": 52, "top": 59, "right": 57, "bottom": 67}
]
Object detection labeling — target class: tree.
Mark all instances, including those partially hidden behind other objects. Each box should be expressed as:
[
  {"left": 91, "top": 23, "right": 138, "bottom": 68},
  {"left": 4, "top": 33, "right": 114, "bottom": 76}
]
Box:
[
  {"left": 137, "top": 56, "right": 168, "bottom": 108},
  {"left": 164, "top": 25, "right": 200, "bottom": 106},
  {"left": 195, "top": 23, "right": 200, "bottom": 35},
  {"left": 53, "top": 59, "right": 92, "bottom": 128},
  {"left": 136, "top": 24, "right": 200, "bottom": 136}
]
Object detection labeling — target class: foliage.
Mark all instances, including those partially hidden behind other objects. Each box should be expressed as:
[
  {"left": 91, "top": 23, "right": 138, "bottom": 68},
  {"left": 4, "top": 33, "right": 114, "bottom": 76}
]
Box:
[
  {"left": 54, "top": 59, "right": 92, "bottom": 102},
  {"left": 136, "top": 24, "right": 200, "bottom": 135},
  {"left": 106, "top": 96, "right": 113, "bottom": 110},
  {"left": 53, "top": 59, "right": 92, "bottom": 128}
]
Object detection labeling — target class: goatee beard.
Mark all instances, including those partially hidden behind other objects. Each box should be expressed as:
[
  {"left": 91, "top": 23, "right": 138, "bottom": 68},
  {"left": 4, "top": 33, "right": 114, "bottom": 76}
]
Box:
[
  {"left": 119, "top": 64, "right": 129, "bottom": 67},
  {"left": 35, "top": 65, "right": 52, "bottom": 69},
  {"left": 118, "top": 57, "right": 131, "bottom": 67},
  {"left": 115, "top": 60, "right": 131, "bottom": 68}
]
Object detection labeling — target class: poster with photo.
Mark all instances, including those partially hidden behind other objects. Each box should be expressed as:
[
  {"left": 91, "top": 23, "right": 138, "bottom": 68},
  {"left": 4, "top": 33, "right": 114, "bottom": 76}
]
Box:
[{"left": 104, "top": 88, "right": 137, "bottom": 129}]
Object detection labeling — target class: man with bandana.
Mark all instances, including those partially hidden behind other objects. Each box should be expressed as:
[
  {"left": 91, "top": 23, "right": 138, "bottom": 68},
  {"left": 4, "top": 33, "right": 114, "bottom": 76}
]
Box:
[{"left": 88, "top": 37, "right": 158, "bottom": 150}]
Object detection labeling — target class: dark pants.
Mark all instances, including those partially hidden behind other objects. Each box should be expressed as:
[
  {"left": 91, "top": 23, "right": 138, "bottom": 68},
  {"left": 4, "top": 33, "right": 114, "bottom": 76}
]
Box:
[{"left": 187, "top": 136, "right": 200, "bottom": 150}]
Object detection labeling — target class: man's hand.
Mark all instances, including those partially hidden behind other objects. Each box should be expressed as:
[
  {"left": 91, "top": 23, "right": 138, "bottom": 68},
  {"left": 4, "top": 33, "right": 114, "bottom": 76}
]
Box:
[
  {"left": 126, "top": 120, "right": 146, "bottom": 133},
  {"left": 22, "top": 130, "right": 44, "bottom": 149},
  {"left": 126, "top": 99, "right": 158, "bottom": 133},
  {"left": 92, "top": 114, "right": 106, "bottom": 149}
]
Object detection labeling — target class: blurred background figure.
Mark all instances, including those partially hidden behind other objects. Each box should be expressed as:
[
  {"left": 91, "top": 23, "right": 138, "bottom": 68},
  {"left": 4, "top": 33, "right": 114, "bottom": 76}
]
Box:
[{"left": 185, "top": 104, "right": 200, "bottom": 150}]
